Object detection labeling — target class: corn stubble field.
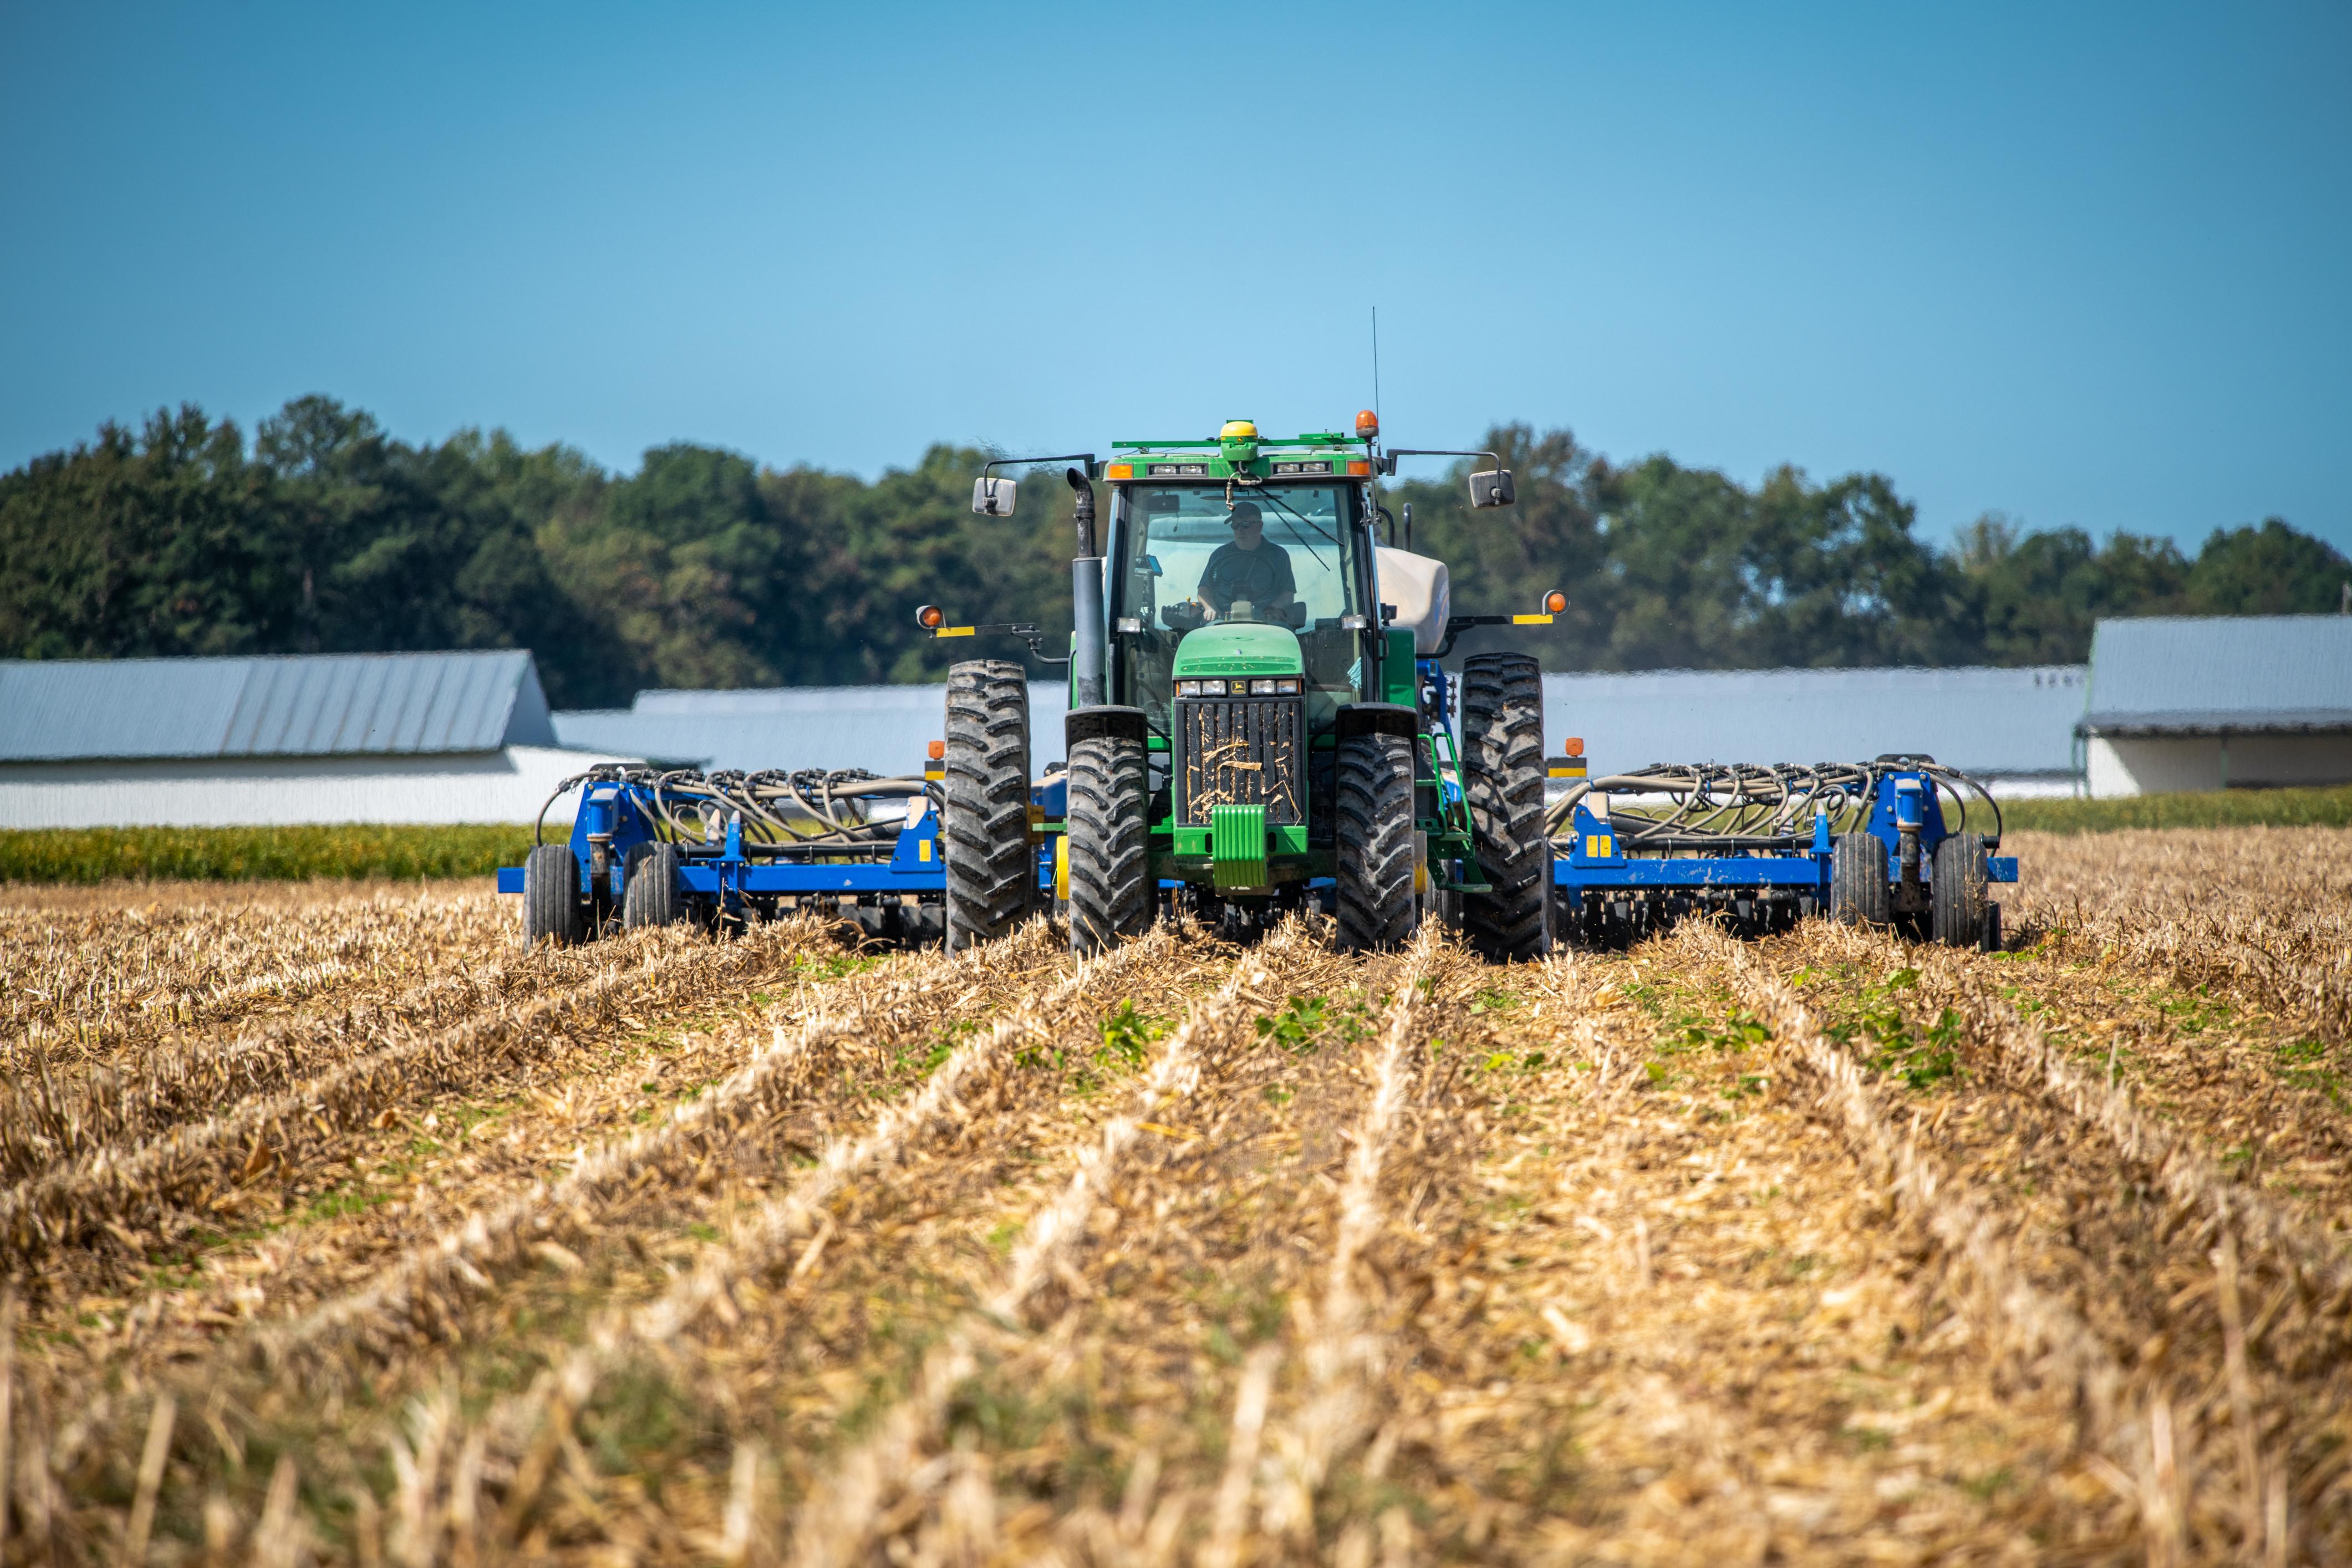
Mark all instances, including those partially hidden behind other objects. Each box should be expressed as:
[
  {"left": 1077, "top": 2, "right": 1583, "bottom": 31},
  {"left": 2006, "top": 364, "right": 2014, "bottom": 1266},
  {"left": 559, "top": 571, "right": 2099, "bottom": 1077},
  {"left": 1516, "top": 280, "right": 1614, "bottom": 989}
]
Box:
[{"left": 1, "top": 829, "right": 2349, "bottom": 1566}]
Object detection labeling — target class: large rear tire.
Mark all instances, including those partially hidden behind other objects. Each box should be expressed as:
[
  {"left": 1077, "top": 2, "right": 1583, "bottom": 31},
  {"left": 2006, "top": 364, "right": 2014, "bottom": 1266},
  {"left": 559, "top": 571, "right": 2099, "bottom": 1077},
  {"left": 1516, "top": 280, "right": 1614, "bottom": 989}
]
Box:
[
  {"left": 623, "top": 843, "right": 685, "bottom": 929},
  {"left": 943, "top": 660, "right": 1033, "bottom": 950},
  {"left": 1829, "top": 832, "right": 1892, "bottom": 928},
  {"left": 1931, "top": 834, "right": 1990, "bottom": 948},
  {"left": 1459, "top": 652, "right": 1552, "bottom": 962},
  {"left": 523, "top": 843, "right": 582, "bottom": 947},
  {"left": 1066, "top": 733, "right": 1151, "bottom": 956},
  {"left": 1335, "top": 731, "right": 1419, "bottom": 953}
]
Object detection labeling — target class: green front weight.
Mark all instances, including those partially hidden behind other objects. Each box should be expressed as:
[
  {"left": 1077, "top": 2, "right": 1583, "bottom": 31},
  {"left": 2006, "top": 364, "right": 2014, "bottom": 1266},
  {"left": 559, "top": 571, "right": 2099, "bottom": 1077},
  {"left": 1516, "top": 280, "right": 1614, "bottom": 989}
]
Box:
[{"left": 1209, "top": 802, "right": 1269, "bottom": 890}]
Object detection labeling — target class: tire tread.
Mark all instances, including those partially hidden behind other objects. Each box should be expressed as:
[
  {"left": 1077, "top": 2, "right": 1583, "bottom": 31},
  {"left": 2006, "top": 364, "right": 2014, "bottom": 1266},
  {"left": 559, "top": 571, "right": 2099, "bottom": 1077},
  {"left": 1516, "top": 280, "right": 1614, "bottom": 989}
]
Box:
[
  {"left": 943, "top": 660, "right": 1033, "bottom": 948},
  {"left": 1336, "top": 731, "right": 1418, "bottom": 953},
  {"left": 1459, "top": 653, "right": 1551, "bottom": 961},
  {"left": 523, "top": 843, "right": 581, "bottom": 946},
  {"left": 1830, "top": 832, "right": 1892, "bottom": 926},
  {"left": 1066, "top": 734, "right": 1151, "bottom": 955}
]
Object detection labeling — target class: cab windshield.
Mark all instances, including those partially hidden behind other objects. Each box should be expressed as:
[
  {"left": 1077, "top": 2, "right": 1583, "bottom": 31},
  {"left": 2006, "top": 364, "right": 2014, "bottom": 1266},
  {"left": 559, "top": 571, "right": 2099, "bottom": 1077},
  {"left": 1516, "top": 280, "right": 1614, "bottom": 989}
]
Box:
[
  {"left": 1111, "top": 483, "right": 1367, "bottom": 728},
  {"left": 1120, "top": 485, "right": 1362, "bottom": 630}
]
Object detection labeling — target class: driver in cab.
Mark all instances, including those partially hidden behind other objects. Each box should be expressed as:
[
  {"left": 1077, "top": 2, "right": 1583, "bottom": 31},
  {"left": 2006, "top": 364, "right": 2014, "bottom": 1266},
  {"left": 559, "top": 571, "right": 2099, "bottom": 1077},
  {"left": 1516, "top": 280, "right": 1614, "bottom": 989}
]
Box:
[{"left": 1198, "top": 501, "right": 1297, "bottom": 623}]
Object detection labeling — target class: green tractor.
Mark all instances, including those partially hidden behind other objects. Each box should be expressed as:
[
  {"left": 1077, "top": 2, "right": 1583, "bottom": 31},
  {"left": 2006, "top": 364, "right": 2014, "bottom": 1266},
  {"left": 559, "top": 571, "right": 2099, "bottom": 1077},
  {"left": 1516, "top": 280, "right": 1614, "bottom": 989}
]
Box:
[{"left": 920, "top": 414, "right": 1565, "bottom": 959}]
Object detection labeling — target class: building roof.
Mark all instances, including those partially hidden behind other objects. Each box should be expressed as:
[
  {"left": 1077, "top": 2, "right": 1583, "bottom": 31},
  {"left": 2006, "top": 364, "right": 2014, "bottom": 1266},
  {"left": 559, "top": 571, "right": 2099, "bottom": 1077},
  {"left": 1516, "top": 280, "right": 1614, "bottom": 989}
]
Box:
[
  {"left": 553, "top": 683, "right": 1071, "bottom": 777},
  {"left": 0, "top": 651, "right": 558, "bottom": 762},
  {"left": 1545, "top": 664, "right": 2086, "bottom": 778},
  {"left": 2082, "top": 615, "right": 2352, "bottom": 735}
]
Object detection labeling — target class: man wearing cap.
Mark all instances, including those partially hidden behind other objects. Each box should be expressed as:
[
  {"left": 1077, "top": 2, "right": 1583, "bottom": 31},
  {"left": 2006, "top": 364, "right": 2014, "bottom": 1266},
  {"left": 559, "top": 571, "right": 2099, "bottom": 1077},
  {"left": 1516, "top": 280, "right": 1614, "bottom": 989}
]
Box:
[{"left": 1198, "top": 501, "right": 1297, "bottom": 623}]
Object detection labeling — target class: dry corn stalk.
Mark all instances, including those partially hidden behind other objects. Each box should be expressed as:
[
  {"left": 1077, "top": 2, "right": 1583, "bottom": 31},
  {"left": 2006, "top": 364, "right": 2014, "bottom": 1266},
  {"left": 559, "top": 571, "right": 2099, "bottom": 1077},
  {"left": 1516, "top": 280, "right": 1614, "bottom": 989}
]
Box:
[
  {"left": 0, "top": 924, "right": 807, "bottom": 1263},
  {"left": 783, "top": 930, "right": 1290, "bottom": 1568},
  {"left": 1257, "top": 927, "right": 1437, "bottom": 1541}
]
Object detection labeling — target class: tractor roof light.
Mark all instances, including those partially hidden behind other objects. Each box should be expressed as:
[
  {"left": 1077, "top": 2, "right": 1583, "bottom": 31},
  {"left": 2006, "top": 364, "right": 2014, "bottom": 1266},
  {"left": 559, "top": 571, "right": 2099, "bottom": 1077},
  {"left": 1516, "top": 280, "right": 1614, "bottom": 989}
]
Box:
[{"left": 1355, "top": 409, "right": 1378, "bottom": 438}]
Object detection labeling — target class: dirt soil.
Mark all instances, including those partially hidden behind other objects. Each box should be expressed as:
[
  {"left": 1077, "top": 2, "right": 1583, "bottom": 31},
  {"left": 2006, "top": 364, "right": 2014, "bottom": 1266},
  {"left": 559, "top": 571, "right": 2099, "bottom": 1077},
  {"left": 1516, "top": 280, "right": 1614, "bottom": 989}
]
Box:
[{"left": 0, "top": 828, "right": 2346, "bottom": 1566}]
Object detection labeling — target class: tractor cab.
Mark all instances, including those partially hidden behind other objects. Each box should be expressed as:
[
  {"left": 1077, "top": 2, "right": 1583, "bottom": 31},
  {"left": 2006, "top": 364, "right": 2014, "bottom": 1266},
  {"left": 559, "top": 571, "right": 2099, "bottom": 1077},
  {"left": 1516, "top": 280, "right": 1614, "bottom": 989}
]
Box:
[
  {"left": 1108, "top": 473, "right": 1370, "bottom": 734},
  {"left": 1097, "top": 425, "right": 1386, "bottom": 879}
]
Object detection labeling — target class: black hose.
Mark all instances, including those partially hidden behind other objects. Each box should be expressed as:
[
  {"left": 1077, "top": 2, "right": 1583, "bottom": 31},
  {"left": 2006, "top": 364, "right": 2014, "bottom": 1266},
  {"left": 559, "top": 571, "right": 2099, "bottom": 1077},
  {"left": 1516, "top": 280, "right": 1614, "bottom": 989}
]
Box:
[
  {"left": 1546, "top": 759, "right": 2003, "bottom": 853},
  {"left": 529, "top": 765, "right": 938, "bottom": 852}
]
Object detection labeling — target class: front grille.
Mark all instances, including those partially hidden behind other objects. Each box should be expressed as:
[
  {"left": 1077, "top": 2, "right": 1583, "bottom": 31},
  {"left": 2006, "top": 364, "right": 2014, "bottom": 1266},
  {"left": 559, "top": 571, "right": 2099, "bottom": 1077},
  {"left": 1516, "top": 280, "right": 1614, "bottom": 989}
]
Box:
[{"left": 1178, "top": 696, "right": 1304, "bottom": 826}]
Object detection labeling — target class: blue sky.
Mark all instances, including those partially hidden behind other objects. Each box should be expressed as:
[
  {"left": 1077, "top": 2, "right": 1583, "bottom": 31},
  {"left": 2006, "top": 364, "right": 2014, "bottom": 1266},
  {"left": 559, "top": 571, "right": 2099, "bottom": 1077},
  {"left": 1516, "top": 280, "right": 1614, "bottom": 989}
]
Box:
[{"left": 3, "top": 2, "right": 2346, "bottom": 552}]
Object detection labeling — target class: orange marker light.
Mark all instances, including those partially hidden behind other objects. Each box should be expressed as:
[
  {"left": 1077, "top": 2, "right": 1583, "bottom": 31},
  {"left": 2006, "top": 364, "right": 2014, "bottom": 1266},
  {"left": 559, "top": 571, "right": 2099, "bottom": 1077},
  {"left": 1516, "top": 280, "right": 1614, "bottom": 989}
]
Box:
[
  {"left": 1346, "top": 459, "right": 1371, "bottom": 476},
  {"left": 1544, "top": 589, "right": 1569, "bottom": 614},
  {"left": 1106, "top": 462, "right": 1133, "bottom": 480},
  {"left": 1355, "top": 409, "right": 1379, "bottom": 437},
  {"left": 916, "top": 604, "right": 944, "bottom": 629},
  {"left": 927, "top": 740, "right": 946, "bottom": 760},
  {"left": 1564, "top": 736, "right": 1585, "bottom": 757}
]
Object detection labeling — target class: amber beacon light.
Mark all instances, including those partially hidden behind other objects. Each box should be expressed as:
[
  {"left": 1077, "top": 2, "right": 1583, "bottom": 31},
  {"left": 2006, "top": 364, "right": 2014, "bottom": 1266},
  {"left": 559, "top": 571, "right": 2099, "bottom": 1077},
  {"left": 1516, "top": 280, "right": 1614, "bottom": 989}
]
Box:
[{"left": 1355, "top": 409, "right": 1379, "bottom": 438}]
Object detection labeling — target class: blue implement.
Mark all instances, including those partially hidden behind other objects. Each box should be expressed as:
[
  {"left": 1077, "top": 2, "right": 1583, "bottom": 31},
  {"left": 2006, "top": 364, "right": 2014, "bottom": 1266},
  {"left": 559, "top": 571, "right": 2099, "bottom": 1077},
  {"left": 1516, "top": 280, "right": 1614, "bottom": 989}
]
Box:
[
  {"left": 1550, "top": 762, "right": 2017, "bottom": 946},
  {"left": 496, "top": 760, "right": 1061, "bottom": 944}
]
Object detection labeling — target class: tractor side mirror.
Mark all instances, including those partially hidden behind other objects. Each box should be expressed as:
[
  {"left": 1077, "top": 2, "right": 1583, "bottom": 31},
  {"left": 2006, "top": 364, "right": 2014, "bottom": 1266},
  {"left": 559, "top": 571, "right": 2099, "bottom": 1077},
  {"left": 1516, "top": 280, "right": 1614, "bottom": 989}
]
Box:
[
  {"left": 1469, "top": 468, "right": 1516, "bottom": 508},
  {"left": 973, "top": 476, "right": 1018, "bottom": 517}
]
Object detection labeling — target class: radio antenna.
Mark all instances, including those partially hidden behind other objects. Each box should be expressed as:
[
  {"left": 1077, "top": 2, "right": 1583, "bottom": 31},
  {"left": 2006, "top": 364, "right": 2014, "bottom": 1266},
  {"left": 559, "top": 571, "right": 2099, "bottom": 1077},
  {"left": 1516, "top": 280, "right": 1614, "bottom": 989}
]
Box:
[{"left": 1371, "top": 306, "right": 1382, "bottom": 429}]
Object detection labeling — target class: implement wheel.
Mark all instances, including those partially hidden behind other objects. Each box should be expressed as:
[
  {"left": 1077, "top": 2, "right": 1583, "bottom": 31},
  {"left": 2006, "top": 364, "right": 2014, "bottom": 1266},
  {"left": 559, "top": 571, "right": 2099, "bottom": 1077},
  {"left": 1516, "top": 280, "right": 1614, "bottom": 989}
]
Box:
[
  {"left": 623, "top": 844, "right": 684, "bottom": 929},
  {"left": 1829, "top": 832, "right": 1891, "bottom": 928},
  {"left": 1931, "top": 834, "right": 1990, "bottom": 948},
  {"left": 943, "top": 659, "right": 1034, "bottom": 950},
  {"left": 1067, "top": 732, "right": 1151, "bottom": 956},
  {"left": 523, "top": 843, "right": 582, "bottom": 947},
  {"left": 1335, "top": 730, "right": 1419, "bottom": 953},
  {"left": 1460, "top": 652, "right": 1552, "bottom": 961}
]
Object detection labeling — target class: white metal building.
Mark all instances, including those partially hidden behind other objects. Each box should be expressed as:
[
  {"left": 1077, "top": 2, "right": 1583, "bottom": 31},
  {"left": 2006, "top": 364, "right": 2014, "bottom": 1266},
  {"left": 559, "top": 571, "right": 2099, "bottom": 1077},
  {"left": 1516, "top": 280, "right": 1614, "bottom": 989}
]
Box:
[
  {"left": 552, "top": 666, "right": 2091, "bottom": 795},
  {"left": 554, "top": 683, "right": 1070, "bottom": 778},
  {"left": 0, "top": 651, "right": 634, "bottom": 827},
  {"left": 1543, "top": 664, "right": 2088, "bottom": 795},
  {"left": 2080, "top": 615, "right": 2352, "bottom": 796}
]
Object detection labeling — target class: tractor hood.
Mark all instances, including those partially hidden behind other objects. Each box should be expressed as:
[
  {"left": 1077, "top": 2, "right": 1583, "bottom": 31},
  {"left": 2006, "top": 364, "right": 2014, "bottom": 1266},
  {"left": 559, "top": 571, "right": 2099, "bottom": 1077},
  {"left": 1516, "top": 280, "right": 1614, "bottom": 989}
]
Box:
[{"left": 1169, "top": 622, "right": 1304, "bottom": 679}]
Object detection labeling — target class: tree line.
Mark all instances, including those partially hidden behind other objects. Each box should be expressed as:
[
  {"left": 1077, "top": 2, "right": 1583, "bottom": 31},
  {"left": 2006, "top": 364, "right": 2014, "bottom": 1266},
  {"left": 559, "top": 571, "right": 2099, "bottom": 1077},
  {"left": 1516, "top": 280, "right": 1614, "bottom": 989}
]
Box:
[{"left": 2, "top": 398, "right": 2343, "bottom": 707}]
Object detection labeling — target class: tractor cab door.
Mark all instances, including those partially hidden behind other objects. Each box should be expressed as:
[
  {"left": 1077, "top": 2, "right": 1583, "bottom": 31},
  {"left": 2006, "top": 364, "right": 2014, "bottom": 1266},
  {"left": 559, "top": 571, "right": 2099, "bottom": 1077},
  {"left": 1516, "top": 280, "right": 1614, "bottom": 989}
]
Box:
[{"left": 1107, "top": 482, "right": 1373, "bottom": 739}]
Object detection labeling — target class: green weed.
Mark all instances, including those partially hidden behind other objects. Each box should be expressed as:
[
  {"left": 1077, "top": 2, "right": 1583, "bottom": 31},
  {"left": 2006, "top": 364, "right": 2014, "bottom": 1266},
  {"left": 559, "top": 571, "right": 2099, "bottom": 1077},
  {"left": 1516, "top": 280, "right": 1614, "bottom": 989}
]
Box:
[
  {"left": 1256, "top": 995, "right": 1330, "bottom": 1053},
  {"left": 1099, "top": 999, "right": 1165, "bottom": 1068},
  {"left": 1827, "top": 969, "right": 1963, "bottom": 1091},
  {"left": 2277, "top": 1037, "right": 2347, "bottom": 1106}
]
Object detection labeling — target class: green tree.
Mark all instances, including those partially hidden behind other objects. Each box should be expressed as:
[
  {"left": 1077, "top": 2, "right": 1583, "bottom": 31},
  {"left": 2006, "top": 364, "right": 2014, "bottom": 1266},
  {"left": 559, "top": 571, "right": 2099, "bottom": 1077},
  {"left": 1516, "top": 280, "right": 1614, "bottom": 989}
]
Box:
[
  {"left": 6, "top": 401, "right": 2346, "bottom": 693},
  {"left": 0, "top": 405, "right": 284, "bottom": 659},
  {"left": 2183, "top": 518, "right": 2350, "bottom": 614},
  {"left": 1956, "top": 516, "right": 2190, "bottom": 663}
]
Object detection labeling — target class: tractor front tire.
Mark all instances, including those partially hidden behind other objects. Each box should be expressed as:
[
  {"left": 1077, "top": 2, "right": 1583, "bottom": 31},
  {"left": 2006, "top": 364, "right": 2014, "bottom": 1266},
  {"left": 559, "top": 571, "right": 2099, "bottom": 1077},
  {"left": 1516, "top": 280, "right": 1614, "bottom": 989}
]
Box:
[
  {"left": 943, "top": 660, "right": 1034, "bottom": 950},
  {"left": 1829, "top": 832, "right": 1892, "bottom": 928},
  {"left": 1460, "top": 652, "right": 1552, "bottom": 962},
  {"left": 624, "top": 843, "right": 685, "bottom": 930},
  {"left": 1335, "top": 731, "right": 1419, "bottom": 953},
  {"left": 1066, "top": 733, "right": 1151, "bottom": 956},
  {"left": 523, "top": 843, "right": 582, "bottom": 947},
  {"left": 1931, "top": 834, "right": 1990, "bottom": 948}
]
